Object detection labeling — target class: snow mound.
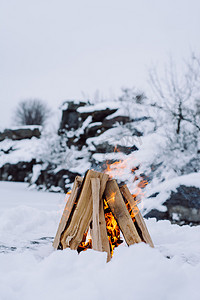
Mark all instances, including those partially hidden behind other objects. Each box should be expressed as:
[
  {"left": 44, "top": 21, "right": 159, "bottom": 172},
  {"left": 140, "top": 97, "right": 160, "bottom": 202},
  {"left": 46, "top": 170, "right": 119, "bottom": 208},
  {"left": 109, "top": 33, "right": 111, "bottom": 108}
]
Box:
[{"left": 0, "top": 182, "right": 200, "bottom": 300}]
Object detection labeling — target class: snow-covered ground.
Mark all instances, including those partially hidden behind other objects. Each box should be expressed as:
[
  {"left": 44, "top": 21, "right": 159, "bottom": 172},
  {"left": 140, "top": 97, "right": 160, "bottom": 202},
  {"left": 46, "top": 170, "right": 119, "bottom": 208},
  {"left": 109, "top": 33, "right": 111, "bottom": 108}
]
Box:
[{"left": 0, "top": 182, "right": 200, "bottom": 300}]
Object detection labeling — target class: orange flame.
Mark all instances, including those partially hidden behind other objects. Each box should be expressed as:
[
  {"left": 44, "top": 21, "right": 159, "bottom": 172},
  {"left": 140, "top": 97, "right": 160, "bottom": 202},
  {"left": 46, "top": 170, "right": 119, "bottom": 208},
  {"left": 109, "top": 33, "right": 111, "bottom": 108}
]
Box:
[
  {"left": 77, "top": 229, "right": 92, "bottom": 253},
  {"left": 105, "top": 159, "right": 128, "bottom": 179},
  {"left": 64, "top": 190, "right": 72, "bottom": 203},
  {"left": 104, "top": 198, "right": 123, "bottom": 256}
]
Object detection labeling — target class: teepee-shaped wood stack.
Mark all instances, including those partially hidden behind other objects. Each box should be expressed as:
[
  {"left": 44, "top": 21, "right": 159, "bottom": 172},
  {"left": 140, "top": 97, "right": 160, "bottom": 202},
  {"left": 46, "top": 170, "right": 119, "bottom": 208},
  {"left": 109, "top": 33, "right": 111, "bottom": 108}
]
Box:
[{"left": 53, "top": 170, "right": 153, "bottom": 262}]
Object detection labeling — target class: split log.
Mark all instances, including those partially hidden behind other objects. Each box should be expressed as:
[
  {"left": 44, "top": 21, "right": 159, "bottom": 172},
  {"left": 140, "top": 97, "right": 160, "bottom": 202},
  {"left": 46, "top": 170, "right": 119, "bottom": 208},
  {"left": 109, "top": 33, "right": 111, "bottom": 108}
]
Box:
[
  {"left": 99, "top": 195, "right": 112, "bottom": 262},
  {"left": 91, "top": 178, "right": 111, "bottom": 262},
  {"left": 120, "top": 185, "right": 154, "bottom": 248},
  {"left": 104, "top": 180, "right": 141, "bottom": 246},
  {"left": 60, "top": 170, "right": 109, "bottom": 250},
  {"left": 91, "top": 178, "right": 102, "bottom": 251},
  {"left": 53, "top": 176, "right": 83, "bottom": 249}
]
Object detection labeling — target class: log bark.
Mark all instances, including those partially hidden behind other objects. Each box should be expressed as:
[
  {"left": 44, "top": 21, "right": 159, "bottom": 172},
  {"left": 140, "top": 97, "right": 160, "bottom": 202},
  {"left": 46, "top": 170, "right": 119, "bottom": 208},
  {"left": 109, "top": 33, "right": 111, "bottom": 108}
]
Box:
[
  {"left": 53, "top": 176, "right": 83, "bottom": 249},
  {"left": 104, "top": 179, "right": 141, "bottom": 246},
  {"left": 120, "top": 185, "right": 154, "bottom": 247},
  {"left": 60, "top": 170, "right": 109, "bottom": 250}
]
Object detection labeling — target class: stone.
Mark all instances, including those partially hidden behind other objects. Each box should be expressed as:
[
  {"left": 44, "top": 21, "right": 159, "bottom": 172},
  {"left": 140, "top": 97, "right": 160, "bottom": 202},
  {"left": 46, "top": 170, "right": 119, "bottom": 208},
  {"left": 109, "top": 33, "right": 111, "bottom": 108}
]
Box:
[
  {"left": 0, "top": 160, "right": 37, "bottom": 182},
  {"left": 145, "top": 185, "right": 200, "bottom": 225},
  {"left": 59, "top": 100, "right": 129, "bottom": 131},
  {"left": 0, "top": 127, "right": 41, "bottom": 141},
  {"left": 92, "top": 142, "right": 138, "bottom": 154},
  {"left": 59, "top": 100, "right": 87, "bottom": 130},
  {"left": 35, "top": 166, "right": 80, "bottom": 193},
  {"left": 80, "top": 108, "right": 118, "bottom": 123}
]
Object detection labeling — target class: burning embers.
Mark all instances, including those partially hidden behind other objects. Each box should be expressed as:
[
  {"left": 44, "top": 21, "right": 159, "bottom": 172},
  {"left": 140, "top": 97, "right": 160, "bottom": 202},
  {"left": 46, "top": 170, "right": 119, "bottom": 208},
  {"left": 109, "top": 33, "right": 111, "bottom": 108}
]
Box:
[{"left": 53, "top": 170, "right": 153, "bottom": 262}]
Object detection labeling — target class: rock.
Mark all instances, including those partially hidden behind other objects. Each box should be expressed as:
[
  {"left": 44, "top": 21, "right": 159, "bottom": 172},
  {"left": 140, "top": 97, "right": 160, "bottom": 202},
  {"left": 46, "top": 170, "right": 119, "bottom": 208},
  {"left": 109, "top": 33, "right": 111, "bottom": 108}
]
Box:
[
  {"left": 68, "top": 116, "right": 133, "bottom": 148},
  {"left": 84, "top": 116, "right": 140, "bottom": 140},
  {"left": 145, "top": 185, "right": 200, "bottom": 225},
  {"left": 59, "top": 100, "right": 87, "bottom": 130},
  {"left": 0, "top": 127, "right": 41, "bottom": 141},
  {"left": 35, "top": 166, "right": 80, "bottom": 192},
  {"left": 165, "top": 185, "right": 200, "bottom": 224},
  {"left": 59, "top": 100, "right": 127, "bottom": 131},
  {"left": 144, "top": 209, "right": 168, "bottom": 220},
  {"left": 80, "top": 108, "right": 118, "bottom": 123},
  {"left": 0, "top": 160, "right": 37, "bottom": 182},
  {"left": 92, "top": 142, "right": 138, "bottom": 154},
  {"left": 62, "top": 112, "right": 134, "bottom": 150}
]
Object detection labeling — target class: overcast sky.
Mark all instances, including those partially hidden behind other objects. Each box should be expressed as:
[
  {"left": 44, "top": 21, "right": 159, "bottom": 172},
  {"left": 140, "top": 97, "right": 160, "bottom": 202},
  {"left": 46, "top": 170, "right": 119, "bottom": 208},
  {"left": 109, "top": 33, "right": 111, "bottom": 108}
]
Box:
[{"left": 0, "top": 0, "right": 200, "bottom": 127}]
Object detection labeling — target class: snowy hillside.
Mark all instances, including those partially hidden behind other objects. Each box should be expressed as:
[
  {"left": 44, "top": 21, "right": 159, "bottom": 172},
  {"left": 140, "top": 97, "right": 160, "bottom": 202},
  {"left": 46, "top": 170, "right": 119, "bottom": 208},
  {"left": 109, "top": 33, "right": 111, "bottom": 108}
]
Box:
[
  {"left": 0, "top": 181, "right": 200, "bottom": 300},
  {"left": 0, "top": 94, "right": 200, "bottom": 225}
]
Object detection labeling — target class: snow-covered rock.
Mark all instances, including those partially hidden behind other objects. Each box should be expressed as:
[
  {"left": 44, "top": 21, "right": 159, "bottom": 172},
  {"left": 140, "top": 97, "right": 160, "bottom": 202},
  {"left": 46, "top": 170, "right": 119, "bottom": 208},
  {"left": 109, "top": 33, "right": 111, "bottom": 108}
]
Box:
[
  {"left": 0, "top": 126, "right": 41, "bottom": 141},
  {"left": 144, "top": 173, "right": 200, "bottom": 225}
]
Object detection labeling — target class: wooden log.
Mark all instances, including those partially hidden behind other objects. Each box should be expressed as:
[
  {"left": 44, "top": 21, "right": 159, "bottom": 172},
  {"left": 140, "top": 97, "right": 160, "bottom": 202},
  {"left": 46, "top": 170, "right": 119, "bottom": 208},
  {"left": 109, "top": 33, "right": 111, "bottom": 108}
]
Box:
[
  {"left": 99, "top": 195, "right": 112, "bottom": 262},
  {"left": 53, "top": 176, "right": 83, "bottom": 249},
  {"left": 120, "top": 184, "right": 154, "bottom": 248},
  {"left": 91, "top": 178, "right": 102, "bottom": 251},
  {"left": 91, "top": 178, "right": 111, "bottom": 262},
  {"left": 104, "top": 179, "right": 141, "bottom": 246},
  {"left": 60, "top": 170, "right": 109, "bottom": 250}
]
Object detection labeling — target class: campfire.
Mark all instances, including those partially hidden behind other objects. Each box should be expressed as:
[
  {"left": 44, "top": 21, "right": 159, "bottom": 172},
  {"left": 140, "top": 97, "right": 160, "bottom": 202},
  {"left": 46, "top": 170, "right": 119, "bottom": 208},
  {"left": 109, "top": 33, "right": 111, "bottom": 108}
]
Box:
[{"left": 53, "top": 170, "right": 153, "bottom": 262}]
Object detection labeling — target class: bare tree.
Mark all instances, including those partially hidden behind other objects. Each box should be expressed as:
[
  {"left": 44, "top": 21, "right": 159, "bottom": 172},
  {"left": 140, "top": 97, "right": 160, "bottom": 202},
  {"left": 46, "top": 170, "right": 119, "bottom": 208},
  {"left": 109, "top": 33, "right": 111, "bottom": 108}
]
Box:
[
  {"left": 149, "top": 54, "right": 200, "bottom": 151},
  {"left": 14, "top": 99, "right": 51, "bottom": 126}
]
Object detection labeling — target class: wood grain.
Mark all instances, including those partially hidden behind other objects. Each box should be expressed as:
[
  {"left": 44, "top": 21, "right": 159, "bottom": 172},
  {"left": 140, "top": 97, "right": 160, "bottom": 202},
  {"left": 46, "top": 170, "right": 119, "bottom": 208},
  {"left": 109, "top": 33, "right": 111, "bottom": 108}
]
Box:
[
  {"left": 104, "top": 180, "right": 141, "bottom": 246},
  {"left": 53, "top": 176, "right": 83, "bottom": 249},
  {"left": 120, "top": 184, "right": 154, "bottom": 247},
  {"left": 61, "top": 170, "right": 109, "bottom": 250}
]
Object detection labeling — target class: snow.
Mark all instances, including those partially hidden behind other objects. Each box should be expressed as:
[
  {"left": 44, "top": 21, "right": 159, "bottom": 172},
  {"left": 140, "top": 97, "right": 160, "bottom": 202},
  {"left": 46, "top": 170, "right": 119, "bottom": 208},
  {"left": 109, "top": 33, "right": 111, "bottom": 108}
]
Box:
[
  {"left": 0, "top": 181, "right": 200, "bottom": 300},
  {"left": 73, "top": 116, "right": 92, "bottom": 138},
  {"left": 0, "top": 137, "right": 41, "bottom": 167},
  {"left": 87, "top": 126, "right": 127, "bottom": 148},
  {"left": 148, "top": 172, "right": 200, "bottom": 191},
  {"left": 77, "top": 101, "right": 120, "bottom": 113},
  {"left": 31, "top": 164, "right": 43, "bottom": 183}
]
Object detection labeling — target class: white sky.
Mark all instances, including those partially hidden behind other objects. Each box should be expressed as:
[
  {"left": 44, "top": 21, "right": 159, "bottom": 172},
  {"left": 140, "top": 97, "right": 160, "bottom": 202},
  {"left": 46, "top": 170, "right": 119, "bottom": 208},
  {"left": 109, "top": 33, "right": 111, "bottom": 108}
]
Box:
[{"left": 0, "top": 0, "right": 200, "bottom": 127}]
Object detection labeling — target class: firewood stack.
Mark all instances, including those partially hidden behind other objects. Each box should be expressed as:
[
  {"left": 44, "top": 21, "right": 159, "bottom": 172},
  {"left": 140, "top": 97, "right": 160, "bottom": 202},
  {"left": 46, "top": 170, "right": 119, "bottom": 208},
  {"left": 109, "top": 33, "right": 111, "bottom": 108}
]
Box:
[{"left": 53, "top": 170, "right": 154, "bottom": 262}]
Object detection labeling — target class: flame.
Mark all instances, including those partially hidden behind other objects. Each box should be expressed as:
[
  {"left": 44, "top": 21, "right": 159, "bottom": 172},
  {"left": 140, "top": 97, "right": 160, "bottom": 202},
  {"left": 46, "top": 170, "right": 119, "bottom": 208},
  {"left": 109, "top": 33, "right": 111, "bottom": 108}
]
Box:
[
  {"left": 64, "top": 190, "right": 71, "bottom": 203},
  {"left": 105, "top": 159, "right": 128, "bottom": 179},
  {"left": 104, "top": 146, "right": 137, "bottom": 181},
  {"left": 104, "top": 199, "right": 123, "bottom": 256},
  {"left": 77, "top": 195, "right": 123, "bottom": 256},
  {"left": 77, "top": 229, "right": 92, "bottom": 253},
  {"left": 104, "top": 146, "right": 148, "bottom": 211}
]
